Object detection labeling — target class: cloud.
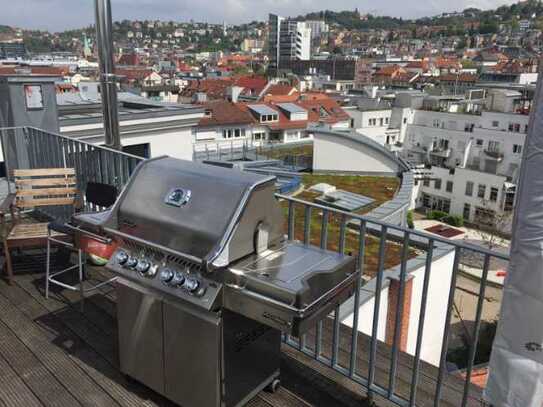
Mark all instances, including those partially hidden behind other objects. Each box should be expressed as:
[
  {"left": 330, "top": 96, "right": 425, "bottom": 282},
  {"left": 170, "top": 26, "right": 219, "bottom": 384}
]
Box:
[{"left": 0, "top": 0, "right": 516, "bottom": 31}]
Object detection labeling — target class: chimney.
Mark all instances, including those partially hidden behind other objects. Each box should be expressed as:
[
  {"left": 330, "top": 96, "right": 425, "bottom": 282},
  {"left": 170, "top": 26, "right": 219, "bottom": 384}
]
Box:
[
  {"left": 385, "top": 276, "right": 413, "bottom": 352},
  {"left": 227, "top": 86, "right": 243, "bottom": 103},
  {"left": 94, "top": 0, "right": 121, "bottom": 149}
]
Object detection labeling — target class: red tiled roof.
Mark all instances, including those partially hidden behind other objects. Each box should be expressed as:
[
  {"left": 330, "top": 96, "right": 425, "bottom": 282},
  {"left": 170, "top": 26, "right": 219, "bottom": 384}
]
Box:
[
  {"left": 199, "top": 100, "right": 255, "bottom": 127},
  {"left": 30, "top": 66, "right": 70, "bottom": 76},
  {"left": 234, "top": 76, "right": 268, "bottom": 96},
  {"left": 180, "top": 78, "right": 235, "bottom": 100},
  {"left": 264, "top": 84, "right": 297, "bottom": 96},
  {"left": 439, "top": 73, "right": 478, "bottom": 83},
  {"left": 115, "top": 67, "right": 154, "bottom": 81}
]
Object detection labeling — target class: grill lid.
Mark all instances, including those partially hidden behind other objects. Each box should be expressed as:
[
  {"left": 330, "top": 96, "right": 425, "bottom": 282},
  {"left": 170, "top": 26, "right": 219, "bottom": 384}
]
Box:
[{"left": 100, "top": 157, "right": 283, "bottom": 270}]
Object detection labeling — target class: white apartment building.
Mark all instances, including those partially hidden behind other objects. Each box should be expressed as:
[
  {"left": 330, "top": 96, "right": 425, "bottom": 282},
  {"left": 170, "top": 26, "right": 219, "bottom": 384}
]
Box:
[
  {"left": 345, "top": 106, "right": 396, "bottom": 146},
  {"left": 402, "top": 103, "right": 527, "bottom": 228}
]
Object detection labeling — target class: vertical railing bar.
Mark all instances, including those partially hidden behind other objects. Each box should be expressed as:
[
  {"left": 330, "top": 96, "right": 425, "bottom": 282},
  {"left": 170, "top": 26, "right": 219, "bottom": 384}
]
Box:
[
  {"left": 30, "top": 129, "right": 39, "bottom": 169},
  {"left": 42, "top": 131, "right": 50, "bottom": 166},
  {"left": 303, "top": 205, "right": 311, "bottom": 245},
  {"left": 434, "top": 246, "right": 462, "bottom": 407},
  {"left": 460, "top": 254, "right": 491, "bottom": 406},
  {"left": 315, "top": 321, "right": 323, "bottom": 358},
  {"left": 55, "top": 133, "right": 64, "bottom": 167},
  {"left": 320, "top": 210, "right": 329, "bottom": 249},
  {"left": 331, "top": 305, "right": 341, "bottom": 367},
  {"left": 349, "top": 220, "right": 366, "bottom": 377},
  {"left": 338, "top": 214, "right": 347, "bottom": 254},
  {"left": 368, "top": 225, "right": 388, "bottom": 390},
  {"left": 287, "top": 201, "right": 295, "bottom": 240},
  {"left": 122, "top": 154, "right": 130, "bottom": 186},
  {"left": 105, "top": 150, "right": 112, "bottom": 185},
  {"left": 33, "top": 130, "right": 42, "bottom": 168},
  {"left": 409, "top": 240, "right": 434, "bottom": 407},
  {"left": 388, "top": 231, "right": 411, "bottom": 398},
  {"left": 74, "top": 142, "right": 83, "bottom": 192},
  {"left": 45, "top": 133, "right": 55, "bottom": 169}
]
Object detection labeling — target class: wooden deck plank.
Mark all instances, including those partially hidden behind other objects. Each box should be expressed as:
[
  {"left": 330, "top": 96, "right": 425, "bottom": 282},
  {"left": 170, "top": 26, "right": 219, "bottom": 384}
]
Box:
[
  {"left": 257, "top": 387, "right": 314, "bottom": 407},
  {"left": 0, "top": 352, "right": 43, "bottom": 407},
  {"left": 0, "top": 318, "right": 82, "bottom": 407},
  {"left": 6, "top": 274, "right": 174, "bottom": 407},
  {"left": 0, "top": 293, "right": 121, "bottom": 407}
]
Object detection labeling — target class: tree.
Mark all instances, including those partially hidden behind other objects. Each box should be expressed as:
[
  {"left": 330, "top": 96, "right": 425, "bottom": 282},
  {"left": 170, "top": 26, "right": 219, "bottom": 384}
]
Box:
[{"left": 473, "top": 201, "right": 512, "bottom": 250}]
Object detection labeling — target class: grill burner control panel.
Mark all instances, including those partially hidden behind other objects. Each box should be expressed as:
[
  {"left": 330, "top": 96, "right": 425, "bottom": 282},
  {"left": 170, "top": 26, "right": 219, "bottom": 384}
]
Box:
[{"left": 107, "top": 249, "right": 222, "bottom": 311}]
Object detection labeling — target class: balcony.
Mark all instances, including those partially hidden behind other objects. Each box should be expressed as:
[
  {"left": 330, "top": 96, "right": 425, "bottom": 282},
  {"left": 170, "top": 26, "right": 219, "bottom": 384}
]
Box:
[
  {"left": 0, "top": 127, "right": 509, "bottom": 407},
  {"left": 429, "top": 147, "right": 452, "bottom": 159},
  {"left": 483, "top": 149, "right": 504, "bottom": 161}
]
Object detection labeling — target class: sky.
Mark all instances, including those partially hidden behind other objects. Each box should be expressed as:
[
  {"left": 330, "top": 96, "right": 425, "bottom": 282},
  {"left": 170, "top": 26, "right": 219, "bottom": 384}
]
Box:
[{"left": 0, "top": 0, "right": 517, "bottom": 32}]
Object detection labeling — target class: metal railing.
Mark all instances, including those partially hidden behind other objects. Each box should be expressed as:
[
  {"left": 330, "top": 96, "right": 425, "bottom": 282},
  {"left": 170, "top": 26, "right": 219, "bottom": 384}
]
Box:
[
  {"left": 0, "top": 126, "right": 144, "bottom": 213},
  {"left": 278, "top": 193, "right": 508, "bottom": 407}
]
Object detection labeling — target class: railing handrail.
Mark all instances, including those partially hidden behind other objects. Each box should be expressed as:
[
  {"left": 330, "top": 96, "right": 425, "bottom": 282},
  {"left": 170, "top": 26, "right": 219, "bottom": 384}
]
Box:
[
  {"left": 3, "top": 126, "right": 145, "bottom": 162},
  {"left": 276, "top": 193, "right": 510, "bottom": 261}
]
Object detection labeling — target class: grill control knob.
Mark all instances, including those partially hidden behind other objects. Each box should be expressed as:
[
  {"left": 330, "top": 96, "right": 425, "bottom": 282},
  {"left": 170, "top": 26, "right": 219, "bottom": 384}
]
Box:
[
  {"left": 159, "top": 268, "right": 174, "bottom": 284},
  {"left": 146, "top": 264, "right": 158, "bottom": 278},
  {"left": 136, "top": 261, "right": 151, "bottom": 275},
  {"left": 169, "top": 272, "right": 185, "bottom": 287},
  {"left": 183, "top": 278, "right": 199, "bottom": 293},
  {"left": 126, "top": 257, "right": 138, "bottom": 268},
  {"left": 115, "top": 251, "right": 129, "bottom": 265}
]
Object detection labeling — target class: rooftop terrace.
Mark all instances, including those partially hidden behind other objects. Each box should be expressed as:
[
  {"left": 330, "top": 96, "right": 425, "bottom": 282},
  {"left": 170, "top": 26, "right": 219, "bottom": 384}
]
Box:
[{"left": 0, "top": 126, "right": 509, "bottom": 407}]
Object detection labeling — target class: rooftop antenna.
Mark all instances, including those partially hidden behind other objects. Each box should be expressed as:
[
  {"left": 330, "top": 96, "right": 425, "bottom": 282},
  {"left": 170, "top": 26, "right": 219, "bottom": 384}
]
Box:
[{"left": 94, "top": 0, "right": 121, "bottom": 149}]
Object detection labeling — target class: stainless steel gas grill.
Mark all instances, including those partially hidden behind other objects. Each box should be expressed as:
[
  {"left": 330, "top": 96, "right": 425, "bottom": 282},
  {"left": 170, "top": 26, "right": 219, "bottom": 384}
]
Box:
[{"left": 75, "top": 157, "right": 358, "bottom": 407}]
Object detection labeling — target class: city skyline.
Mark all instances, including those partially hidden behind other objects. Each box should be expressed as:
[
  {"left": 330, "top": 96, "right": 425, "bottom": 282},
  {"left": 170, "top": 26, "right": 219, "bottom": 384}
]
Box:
[{"left": 1, "top": 0, "right": 516, "bottom": 31}]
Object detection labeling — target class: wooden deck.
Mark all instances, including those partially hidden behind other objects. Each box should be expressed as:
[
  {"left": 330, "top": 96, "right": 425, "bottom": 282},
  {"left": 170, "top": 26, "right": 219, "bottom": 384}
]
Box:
[
  {"left": 0, "top": 252, "right": 317, "bottom": 407},
  {"left": 0, "top": 250, "right": 482, "bottom": 407}
]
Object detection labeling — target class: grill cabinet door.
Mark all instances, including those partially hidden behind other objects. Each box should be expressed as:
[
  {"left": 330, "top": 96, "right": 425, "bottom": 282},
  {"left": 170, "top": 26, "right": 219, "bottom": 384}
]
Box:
[
  {"left": 116, "top": 279, "right": 164, "bottom": 394},
  {"left": 163, "top": 300, "right": 221, "bottom": 407}
]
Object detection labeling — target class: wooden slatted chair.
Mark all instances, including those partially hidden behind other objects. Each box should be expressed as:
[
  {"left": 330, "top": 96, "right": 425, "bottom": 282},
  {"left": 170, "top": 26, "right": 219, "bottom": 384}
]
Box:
[{"left": 2, "top": 168, "right": 78, "bottom": 284}]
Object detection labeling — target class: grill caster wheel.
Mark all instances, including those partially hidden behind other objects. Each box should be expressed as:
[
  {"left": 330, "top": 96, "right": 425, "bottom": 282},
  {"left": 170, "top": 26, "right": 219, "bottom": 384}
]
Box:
[{"left": 265, "top": 378, "right": 281, "bottom": 393}]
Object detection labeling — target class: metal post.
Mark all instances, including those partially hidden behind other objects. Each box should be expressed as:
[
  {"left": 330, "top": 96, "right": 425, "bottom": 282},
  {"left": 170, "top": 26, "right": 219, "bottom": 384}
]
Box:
[{"left": 94, "top": 0, "right": 121, "bottom": 150}]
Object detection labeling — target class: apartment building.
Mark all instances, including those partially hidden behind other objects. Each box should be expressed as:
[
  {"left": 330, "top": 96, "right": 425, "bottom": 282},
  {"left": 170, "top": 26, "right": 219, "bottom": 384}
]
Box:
[
  {"left": 401, "top": 89, "right": 529, "bottom": 229},
  {"left": 268, "top": 14, "right": 312, "bottom": 76}
]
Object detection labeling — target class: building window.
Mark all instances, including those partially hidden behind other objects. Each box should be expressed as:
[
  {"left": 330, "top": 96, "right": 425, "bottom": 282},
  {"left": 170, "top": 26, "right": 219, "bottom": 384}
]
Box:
[
  {"left": 513, "top": 144, "right": 522, "bottom": 154},
  {"left": 478, "top": 184, "right": 486, "bottom": 199},
  {"left": 491, "top": 120, "right": 499, "bottom": 127},
  {"left": 464, "top": 123, "right": 475, "bottom": 132},
  {"left": 385, "top": 117, "right": 389, "bottom": 124},
  {"left": 379, "top": 118, "right": 384, "bottom": 126},
  {"left": 422, "top": 193, "right": 430, "bottom": 208},
  {"left": 434, "top": 179, "right": 442, "bottom": 190},
  {"left": 253, "top": 132, "right": 265, "bottom": 141},
  {"left": 403, "top": 117, "right": 407, "bottom": 124},
  {"left": 446, "top": 181, "right": 453, "bottom": 193},
  {"left": 476, "top": 139, "right": 483, "bottom": 147},
  {"left": 465, "top": 181, "right": 474, "bottom": 196},
  {"left": 490, "top": 187, "right": 499, "bottom": 202},
  {"left": 463, "top": 203, "right": 471, "bottom": 220},
  {"left": 432, "top": 119, "right": 440, "bottom": 128},
  {"left": 423, "top": 179, "right": 430, "bottom": 187},
  {"left": 488, "top": 140, "right": 500, "bottom": 153},
  {"left": 234, "top": 129, "right": 241, "bottom": 138}
]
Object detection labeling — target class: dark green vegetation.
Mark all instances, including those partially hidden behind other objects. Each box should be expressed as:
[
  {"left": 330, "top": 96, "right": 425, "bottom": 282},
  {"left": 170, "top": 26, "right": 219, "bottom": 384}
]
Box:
[{"left": 280, "top": 173, "right": 415, "bottom": 276}]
